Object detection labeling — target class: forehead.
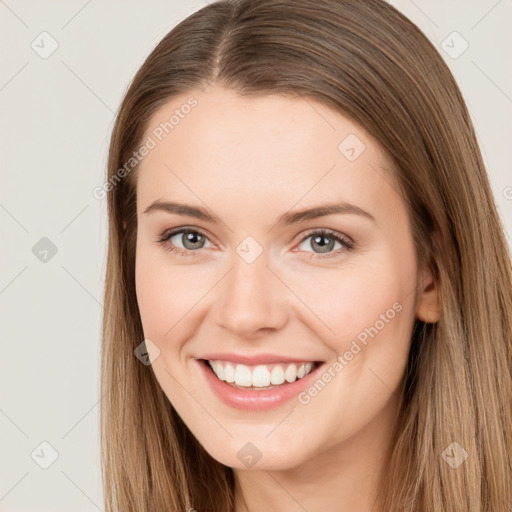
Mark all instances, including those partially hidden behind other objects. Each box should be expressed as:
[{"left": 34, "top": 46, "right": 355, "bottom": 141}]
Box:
[{"left": 135, "top": 86, "right": 400, "bottom": 223}]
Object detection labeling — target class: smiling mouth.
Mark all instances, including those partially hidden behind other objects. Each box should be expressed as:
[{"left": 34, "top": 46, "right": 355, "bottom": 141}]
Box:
[{"left": 200, "top": 359, "right": 323, "bottom": 390}]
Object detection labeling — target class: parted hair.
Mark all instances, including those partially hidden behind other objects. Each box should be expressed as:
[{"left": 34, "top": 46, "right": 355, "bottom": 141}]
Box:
[{"left": 100, "top": 1, "right": 512, "bottom": 510}]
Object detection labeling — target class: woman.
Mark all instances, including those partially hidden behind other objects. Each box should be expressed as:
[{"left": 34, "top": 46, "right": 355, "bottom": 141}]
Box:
[{"left": 100, "top": 0, "right": 512, "bottom": 510}]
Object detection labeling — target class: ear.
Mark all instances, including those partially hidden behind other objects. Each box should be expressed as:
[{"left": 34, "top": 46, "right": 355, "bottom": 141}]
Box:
[
  {"left": 415, "top": 268, "right": 441, "bottom": 323},
  {"left": 415, "top": 237, "right": 442, "bottom": 323}
]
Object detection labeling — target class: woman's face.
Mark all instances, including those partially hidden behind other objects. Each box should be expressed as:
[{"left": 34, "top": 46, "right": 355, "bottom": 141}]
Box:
[{"left": 134, "top": 85, "right": 439, "bottom": 470}]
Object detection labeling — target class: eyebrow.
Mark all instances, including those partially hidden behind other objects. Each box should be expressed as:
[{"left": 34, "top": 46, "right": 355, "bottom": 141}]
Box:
[{"left": 143, "top": 200, "right": 375, "bottom": 225}]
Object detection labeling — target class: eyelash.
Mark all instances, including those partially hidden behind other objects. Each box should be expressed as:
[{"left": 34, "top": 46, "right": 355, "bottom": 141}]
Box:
[{"left": 156, "top": 227, "right": 355, "bottom": 260}]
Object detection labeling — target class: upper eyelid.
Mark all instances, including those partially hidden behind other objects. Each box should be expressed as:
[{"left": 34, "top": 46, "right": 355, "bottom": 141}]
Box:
[
  {"left": 160, "top": 226, "right": 353, "bottom": 249},
  {"left": 161, "top": 226, "right": 213, "bottom": 243}
]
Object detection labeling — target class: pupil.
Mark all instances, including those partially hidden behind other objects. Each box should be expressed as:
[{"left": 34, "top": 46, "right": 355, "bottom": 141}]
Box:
[
  {"left": 183, "top": 231, "right": 204, "bottom": 249},
  {"left": 180, "top": 232, "right": 335, "bottom": 253},
  {"left": 312, "top": 235, "right": 334, "bottom": 253}
]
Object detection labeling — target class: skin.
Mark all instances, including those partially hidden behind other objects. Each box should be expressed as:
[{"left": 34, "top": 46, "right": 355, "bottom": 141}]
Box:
[{"left": 134, "top": 85, "right": 441, "bottom": 512}]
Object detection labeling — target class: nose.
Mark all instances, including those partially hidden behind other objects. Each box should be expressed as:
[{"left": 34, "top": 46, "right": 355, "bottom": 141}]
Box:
[{"left": 214, "top": 250, "right": 289, "bottom": 338}]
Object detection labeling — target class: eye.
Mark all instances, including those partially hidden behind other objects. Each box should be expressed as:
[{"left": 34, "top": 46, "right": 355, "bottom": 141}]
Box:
[
  {"left": 295, "top": 229, "right": 354, "bottom": 259},
  {"left": 157, "top": 227, "right": 355, "bottom": 260},
  {"left": 157, "top": 227, "right": 213, "bottom": 257}
]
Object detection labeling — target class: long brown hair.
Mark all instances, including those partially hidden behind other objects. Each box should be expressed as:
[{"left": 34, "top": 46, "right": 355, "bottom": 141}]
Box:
[{"left": 100, "top": 1, "right": 512, "bottom": 510}]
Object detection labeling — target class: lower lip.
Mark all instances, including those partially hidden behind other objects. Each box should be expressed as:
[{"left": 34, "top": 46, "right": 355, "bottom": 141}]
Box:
[{"left": 196, "top": 359, "right": 324, "bottom": 411}]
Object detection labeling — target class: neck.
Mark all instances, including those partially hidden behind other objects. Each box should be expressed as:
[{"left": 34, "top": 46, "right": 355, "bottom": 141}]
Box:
[{"left": 232, "top": 398, "right": 399, "bottom": 512}]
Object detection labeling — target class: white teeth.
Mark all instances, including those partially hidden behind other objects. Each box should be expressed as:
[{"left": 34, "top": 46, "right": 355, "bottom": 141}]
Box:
[
  {"left": 270, "top": 366, "right": 285, "bottom": 385},
  {"left": 208, "top": 360, "right": 316, "bottom": 388},
  {"left": 297, "top": 363, "right": 313, "bottom": 378},
  {"left": 210, "top": 360, "right": 224, "bottom": 380},
  {"left": 234, "top": 364, "right": 252, "bottom": 386},
  {"left": 216, "top": 362, "right": 226, "bottom": 381},
  {"left": 252, "top": 365, "right": 271, "bottom": 387},
  {"left": 224, "top": 363, "right": 235, "bottom": 383},
  {"left": 284, "top": 364, "right": 297, "bottom": 383}
]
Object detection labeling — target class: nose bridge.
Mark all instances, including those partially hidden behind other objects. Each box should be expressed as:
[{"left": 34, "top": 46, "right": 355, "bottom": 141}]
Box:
[{"left": 215, "top": 245, "right": 287, "bottom": 336}]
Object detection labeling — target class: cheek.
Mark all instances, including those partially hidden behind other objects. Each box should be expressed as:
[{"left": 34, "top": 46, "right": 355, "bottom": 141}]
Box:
[
  {"left": 322, "top": 247, "right": 418, "bottom": 404},
  {"left": 135, "top": 247, "right": 203, "bottom": 338},
  {"left": 279, "top": 256, "right": 414, "bottom": 344},
  {"left": 135, "top": 254, "right": 171, "bottom": 337},
  {"left": 134, "top": 249, "right": 203, "bottom": 403},
  {"left": 278, "top": 244, "right": 418, "bottom": 403}
]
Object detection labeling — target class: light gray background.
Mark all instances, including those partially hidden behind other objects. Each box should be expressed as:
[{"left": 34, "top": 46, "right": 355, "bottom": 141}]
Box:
[{"left": 0, "top": 1, "right": 510, "bottom": 510}]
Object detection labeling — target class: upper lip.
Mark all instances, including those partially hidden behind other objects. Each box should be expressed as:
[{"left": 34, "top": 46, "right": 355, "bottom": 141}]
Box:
[{"left": 198, "top": 353, "right": 323, "bottom": 365}]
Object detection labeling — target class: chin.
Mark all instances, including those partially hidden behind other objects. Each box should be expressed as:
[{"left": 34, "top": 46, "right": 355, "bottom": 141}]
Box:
[{"left": 200, "top": 435, "right": 312, "bottom": 471}]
